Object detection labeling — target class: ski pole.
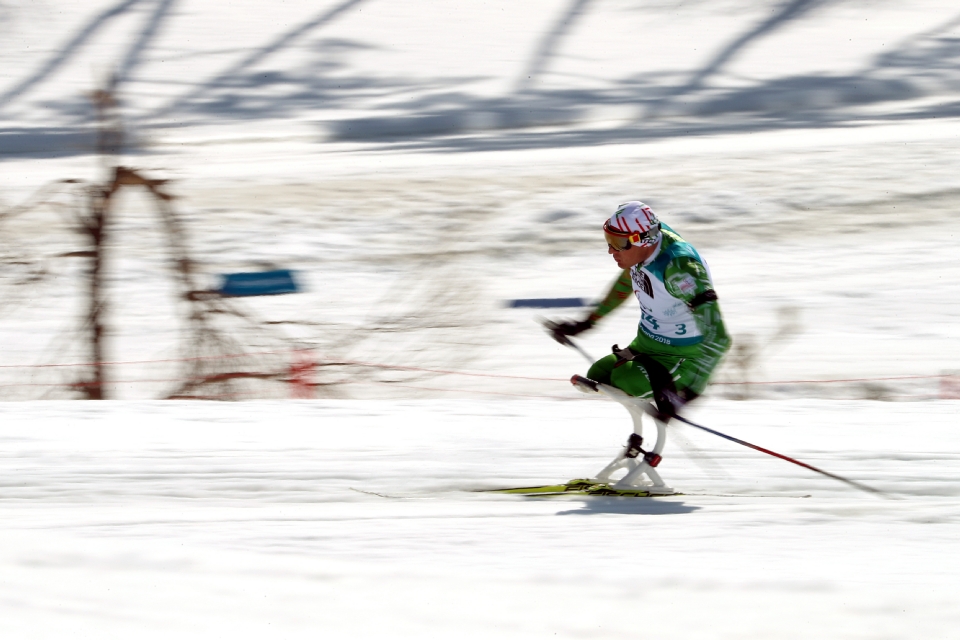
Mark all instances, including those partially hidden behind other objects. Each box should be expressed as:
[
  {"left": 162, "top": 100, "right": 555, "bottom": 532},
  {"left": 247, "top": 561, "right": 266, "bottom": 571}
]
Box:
[
  {"left": 552, "top": 332, "right": 889, "bottom": 498},
  {"left": 558, "top": 333, "right": 595, "bottom": 364},
  {"left": 663, "top": 411, "right": 889, "bottom": 497},
  {"left": 540, "top": 318, "right": 596, "bottom": 364}
]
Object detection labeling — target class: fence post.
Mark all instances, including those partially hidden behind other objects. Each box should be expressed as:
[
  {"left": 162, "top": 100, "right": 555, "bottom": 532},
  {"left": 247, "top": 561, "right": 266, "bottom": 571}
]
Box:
[{"left": 289, "top": 349, "right": 316, "bottom": 399}]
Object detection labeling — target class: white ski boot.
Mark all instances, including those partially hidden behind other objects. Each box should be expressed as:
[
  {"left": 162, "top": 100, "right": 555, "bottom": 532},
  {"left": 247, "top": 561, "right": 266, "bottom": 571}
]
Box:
[{"left": 571, "top": 375, "right": 675, "bottom": 495}]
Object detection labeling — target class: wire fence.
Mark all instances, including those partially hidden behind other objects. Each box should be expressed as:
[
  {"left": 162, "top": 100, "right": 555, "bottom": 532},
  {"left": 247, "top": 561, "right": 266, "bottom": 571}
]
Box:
[{"left": 0, "top": 350, "right": 957, "bottom": 401}]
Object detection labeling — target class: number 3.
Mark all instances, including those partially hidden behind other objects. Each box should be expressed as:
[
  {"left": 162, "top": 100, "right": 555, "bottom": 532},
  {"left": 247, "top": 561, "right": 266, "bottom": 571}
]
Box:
[{"left": 675, "top": 323, "right": 687, "bottom": 335}]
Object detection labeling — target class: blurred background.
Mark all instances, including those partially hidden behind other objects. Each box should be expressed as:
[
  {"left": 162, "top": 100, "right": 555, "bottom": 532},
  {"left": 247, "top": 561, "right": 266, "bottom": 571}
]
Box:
[{"left": 1, "top": 0, "right": 959, "bottom": 400}]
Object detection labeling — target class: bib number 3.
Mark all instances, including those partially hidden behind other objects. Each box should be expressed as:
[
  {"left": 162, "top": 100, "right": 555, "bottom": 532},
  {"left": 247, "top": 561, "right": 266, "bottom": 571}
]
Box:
[{"left": 643, "top": 316, "right": 692, "bottom": 339}]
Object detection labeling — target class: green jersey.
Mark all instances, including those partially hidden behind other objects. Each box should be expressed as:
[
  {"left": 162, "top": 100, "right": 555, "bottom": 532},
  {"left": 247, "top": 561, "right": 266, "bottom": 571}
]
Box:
[{"left": 588, "top": 224, "right": 731, "bottom": 395}]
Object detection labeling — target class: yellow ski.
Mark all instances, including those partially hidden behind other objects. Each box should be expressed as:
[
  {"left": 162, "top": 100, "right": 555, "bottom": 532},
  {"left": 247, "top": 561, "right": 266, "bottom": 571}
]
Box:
[{"left": 483, "top": 479, "right": 661, "bottom": 497}]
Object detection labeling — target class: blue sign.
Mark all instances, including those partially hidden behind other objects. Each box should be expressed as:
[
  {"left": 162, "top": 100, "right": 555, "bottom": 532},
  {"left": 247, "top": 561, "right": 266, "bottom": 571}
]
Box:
[
  {"left": 506, "top": 298, "right": 591, "bottom": 309},
  {"left": 219, "top": 270, "right": 300, "bottom": 297}
]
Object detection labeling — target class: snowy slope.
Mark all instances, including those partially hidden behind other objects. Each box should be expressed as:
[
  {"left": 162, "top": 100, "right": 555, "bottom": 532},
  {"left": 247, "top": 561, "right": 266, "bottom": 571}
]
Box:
[
  {"left": 3, "top": 123, "right": 960, "bottom": 400},
  {"left": 2, "top": 1, "right": 960, "bottom": 399},
  {"left": 1, "top": 1, "right": 960, "bottom": 638},
  {"left": 1, "top": 399, "right": 959, "bottom": 638}
]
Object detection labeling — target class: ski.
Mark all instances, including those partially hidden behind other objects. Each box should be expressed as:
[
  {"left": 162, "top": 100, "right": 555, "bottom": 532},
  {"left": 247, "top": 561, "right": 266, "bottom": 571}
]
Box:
[
  {"left": 481, "top": 479, "right": 672, "bottom": 498},
  {"left": 481, "top": 482, "right": 811, "bottom": 499}
]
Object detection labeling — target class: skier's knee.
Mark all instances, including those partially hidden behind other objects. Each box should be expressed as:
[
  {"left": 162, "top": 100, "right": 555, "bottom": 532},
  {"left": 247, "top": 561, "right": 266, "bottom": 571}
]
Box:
[{"left": 586, "top": 354, "right": 617, "bottom": 385}]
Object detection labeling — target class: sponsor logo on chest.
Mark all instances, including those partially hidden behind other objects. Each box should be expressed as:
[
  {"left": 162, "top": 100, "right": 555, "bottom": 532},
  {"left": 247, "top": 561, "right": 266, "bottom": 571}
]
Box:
[{"left": 631, "top": 268, "right": 653, "bottom": 298}]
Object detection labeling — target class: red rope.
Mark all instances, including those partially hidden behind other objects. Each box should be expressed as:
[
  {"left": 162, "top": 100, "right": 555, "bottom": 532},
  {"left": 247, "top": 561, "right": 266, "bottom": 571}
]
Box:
[
  {"left": 380, "top": 383, "right": 576, "bottom": 400},
  {"left": 0, "top": 351, "right": 951, "bottom": 388},
  {"left": 713, "top": 374, "right": 940, "bottom": 385},
  {"left": 320, "top": 358, "right": 569, "bottom": 381}
]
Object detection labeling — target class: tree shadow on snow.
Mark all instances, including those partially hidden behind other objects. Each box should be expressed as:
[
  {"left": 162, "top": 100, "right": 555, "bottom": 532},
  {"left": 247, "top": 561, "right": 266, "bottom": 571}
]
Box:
[
  {"left": 149, "top": 0, "right": 372, "bottom": 120},
  {"left": 6, "top": 1, "right": 960, "bottom": 158},
  {"left": 0, "top": 0, "right": 144, "bottom": 110},
  {"left": 325, "top": 7, "right": 960, "bottom": 152},
  {"left": 555, "top": 498, "right": 700, "bottom": 516}
]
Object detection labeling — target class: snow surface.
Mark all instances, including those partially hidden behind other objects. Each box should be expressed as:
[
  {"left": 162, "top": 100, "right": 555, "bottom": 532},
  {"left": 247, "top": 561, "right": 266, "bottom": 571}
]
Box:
[
  {"left": 2, "top": 0, "right": 960, "bottom": 637},
  {"left": 1, "top": 399, "right": 960, "bottom": 638}
]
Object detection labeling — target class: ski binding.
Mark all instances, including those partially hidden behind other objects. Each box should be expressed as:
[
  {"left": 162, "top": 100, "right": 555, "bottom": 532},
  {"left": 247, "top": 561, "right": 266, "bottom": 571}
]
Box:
[{"left": 487, "top": 375, "right": 678, "bottom": 497}]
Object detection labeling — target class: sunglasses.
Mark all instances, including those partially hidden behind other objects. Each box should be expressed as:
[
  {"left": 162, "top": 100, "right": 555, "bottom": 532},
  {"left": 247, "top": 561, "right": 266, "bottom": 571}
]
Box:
[{"left": 603, "top": 221, "right": 660, "bottom": 251}]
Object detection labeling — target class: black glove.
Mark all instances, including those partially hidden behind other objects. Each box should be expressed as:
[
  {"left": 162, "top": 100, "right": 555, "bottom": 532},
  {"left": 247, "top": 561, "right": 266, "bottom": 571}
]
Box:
[
  {"left": 546, "top": 319, "right": 593, "bottom": 345},
  {"left": 653, "top": 388, "right": 683, "bottom": 419},
  {"left": 610, "top": 343, "right": 638, "bottom": 368},
  {"left": 653, "top": 387, "right": 699, "bottom": 421}
]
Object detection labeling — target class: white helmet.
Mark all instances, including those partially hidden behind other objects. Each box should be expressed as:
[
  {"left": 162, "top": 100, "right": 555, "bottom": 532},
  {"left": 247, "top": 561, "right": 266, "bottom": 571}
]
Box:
[{"left": 603, "top": 201, "right": 661, "bottom": 251}]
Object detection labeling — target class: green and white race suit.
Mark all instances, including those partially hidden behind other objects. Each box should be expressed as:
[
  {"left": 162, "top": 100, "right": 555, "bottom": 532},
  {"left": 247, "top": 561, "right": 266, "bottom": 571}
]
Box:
[{"left": 586, "top": 223, "right": 731, "bottom": 398}]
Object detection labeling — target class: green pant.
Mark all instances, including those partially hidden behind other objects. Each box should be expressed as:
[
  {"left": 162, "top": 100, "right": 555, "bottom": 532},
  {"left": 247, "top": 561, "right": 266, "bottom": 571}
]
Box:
[{"left": 587, "top": 353, "right": 700, "bottom": 398}]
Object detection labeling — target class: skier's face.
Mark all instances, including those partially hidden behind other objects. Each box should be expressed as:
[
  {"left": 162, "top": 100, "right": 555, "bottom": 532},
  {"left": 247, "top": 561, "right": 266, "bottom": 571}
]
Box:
[{"left": 609, "top": 242, "right": 655, "bottom": 269}]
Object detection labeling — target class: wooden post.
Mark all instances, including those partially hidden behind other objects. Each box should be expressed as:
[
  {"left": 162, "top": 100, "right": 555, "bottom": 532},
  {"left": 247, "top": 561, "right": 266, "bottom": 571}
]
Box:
[{"left": 81, "top": 183, "right": 113, "bottom": 399}]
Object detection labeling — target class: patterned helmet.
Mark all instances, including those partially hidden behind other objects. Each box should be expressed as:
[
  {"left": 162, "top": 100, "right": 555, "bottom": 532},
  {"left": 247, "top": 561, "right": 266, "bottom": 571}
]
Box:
[{"left": 603, "top": 201, "right": 662, "bottom": 251}]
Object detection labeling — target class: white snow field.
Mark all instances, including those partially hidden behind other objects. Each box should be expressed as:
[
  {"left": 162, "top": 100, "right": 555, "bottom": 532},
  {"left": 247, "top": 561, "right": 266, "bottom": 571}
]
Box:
[
  {"left": 2, "top": 0, "right": 960, "bottom": 638},
  {"left": 1, "top": 399, "right": 960, "bottom": 638}
]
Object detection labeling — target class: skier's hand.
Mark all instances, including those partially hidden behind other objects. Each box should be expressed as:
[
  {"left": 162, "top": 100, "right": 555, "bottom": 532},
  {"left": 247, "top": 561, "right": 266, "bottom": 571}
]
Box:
[
  {"left": 546, "top": 319, "right": 593, "bottom": 344},
  {"left": 653, "top": 388, "right": 699, "bottom": 421},
  {"left": 611, "top": 343, "right": 637, "bottom": 368}
]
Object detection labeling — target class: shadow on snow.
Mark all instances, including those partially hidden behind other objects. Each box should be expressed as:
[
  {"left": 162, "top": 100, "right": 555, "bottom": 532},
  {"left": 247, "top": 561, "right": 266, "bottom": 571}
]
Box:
[
  {"left": 2, "top": 2, "right": 960, "bottom": 158},
  {"left": 555, "top": 498, "right": 700, "bottom": 516}
]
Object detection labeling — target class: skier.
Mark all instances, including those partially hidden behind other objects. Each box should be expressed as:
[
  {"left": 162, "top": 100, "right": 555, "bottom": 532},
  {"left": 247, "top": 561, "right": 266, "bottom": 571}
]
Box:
[
  {"left": 548, "top": 201, "right": 731, "bottom": 420},
  {"left": 492, "top": 208, "right": 880, "bottom": 496}
]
